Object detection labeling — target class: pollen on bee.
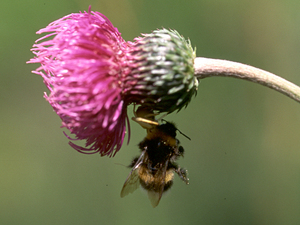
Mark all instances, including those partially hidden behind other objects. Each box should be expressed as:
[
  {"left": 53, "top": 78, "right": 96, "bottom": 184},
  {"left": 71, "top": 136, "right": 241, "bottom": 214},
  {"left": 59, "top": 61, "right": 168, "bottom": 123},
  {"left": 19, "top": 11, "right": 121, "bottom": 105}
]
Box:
[{"left": 165, "top": 170, "right": 174, "bottom": 183}]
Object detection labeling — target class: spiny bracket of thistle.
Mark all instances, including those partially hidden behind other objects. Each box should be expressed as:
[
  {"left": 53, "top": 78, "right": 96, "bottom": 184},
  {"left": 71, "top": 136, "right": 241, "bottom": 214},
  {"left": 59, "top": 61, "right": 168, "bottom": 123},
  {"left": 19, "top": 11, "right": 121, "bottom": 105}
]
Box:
[
  {"left": 124, "top": 29, "right": 199, "bottom": 114},
  {"left": 194, "top": 57, "right": 300, "bottom": 103},
  {"left": 126, "top": 28, "right": 300, "bottom": 111}
]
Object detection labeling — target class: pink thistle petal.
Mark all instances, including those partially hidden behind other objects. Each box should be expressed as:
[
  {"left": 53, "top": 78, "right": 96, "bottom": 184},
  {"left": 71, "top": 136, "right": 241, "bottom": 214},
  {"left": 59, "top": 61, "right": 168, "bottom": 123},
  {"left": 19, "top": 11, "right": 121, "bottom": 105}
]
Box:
[{"left": 28, "top": 8, "right": 130, "bottom": 157}]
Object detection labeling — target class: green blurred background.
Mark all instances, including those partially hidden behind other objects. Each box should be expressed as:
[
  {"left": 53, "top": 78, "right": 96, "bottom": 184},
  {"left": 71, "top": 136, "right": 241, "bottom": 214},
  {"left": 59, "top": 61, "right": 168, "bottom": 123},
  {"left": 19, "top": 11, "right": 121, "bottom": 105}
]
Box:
[{"left": 1, "top": 0, "right": 300, "bottom": 224}]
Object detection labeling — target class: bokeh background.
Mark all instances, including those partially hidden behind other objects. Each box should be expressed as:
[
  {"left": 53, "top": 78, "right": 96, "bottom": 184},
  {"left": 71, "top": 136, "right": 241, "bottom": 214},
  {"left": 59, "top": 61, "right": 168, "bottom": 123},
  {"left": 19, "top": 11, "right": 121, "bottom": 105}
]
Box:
[{"left": 1, "top": 0, "right": 300, "bottom": 224}]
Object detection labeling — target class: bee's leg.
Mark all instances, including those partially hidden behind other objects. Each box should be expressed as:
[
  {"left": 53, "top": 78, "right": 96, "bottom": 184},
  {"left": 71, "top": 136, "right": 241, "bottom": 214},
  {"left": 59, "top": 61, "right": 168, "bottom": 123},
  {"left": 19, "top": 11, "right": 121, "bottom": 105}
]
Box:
[
  {"left": 169, "top": 162, "right": 189, "bottom": 184},
  {"left": 132, "top": 105, "right": 159, "bottom": 129},
  {"left": 175, "top": 167, "right": 189, "bottom": 185},
  {"left": 132, "top": 117, "right": 159, "bottom": 129}
]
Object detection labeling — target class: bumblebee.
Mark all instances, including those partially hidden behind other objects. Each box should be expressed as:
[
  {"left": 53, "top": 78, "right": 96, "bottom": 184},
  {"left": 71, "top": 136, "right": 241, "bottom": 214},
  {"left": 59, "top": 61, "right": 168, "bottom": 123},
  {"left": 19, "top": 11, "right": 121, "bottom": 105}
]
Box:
[{"left": 120, "top": 111, "right": 189, "bottom": 207}]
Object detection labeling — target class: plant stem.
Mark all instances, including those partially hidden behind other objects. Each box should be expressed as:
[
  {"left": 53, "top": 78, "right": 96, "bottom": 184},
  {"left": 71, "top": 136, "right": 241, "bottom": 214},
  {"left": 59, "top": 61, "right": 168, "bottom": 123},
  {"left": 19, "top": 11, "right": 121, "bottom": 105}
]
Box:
[{"left": 194, "top": 57, "right": 300, "bottom": 103}]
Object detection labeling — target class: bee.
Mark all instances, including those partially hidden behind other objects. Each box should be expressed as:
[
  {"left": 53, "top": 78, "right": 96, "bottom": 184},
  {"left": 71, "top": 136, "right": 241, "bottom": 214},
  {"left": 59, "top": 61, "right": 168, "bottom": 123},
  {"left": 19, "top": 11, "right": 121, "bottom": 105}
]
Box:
[{"left": 120, "top": 106, "right": 189, "bottom": 207}]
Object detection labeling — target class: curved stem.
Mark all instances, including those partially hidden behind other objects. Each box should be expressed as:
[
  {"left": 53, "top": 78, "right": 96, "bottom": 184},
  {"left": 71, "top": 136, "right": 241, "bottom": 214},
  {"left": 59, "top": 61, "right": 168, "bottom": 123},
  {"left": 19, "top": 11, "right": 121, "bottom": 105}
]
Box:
[{"left": 194, "top": 57, "right": 300, "bottom": 103}]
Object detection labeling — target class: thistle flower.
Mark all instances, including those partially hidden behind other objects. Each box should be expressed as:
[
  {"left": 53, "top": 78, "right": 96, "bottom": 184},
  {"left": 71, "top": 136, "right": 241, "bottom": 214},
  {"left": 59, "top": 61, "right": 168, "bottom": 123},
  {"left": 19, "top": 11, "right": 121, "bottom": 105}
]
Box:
[
  {"left": 124, "top": 29, "right": 198, "bottom": 113},
  {"left": 27, "top": 8, "right": 130, "bottom": 157}
]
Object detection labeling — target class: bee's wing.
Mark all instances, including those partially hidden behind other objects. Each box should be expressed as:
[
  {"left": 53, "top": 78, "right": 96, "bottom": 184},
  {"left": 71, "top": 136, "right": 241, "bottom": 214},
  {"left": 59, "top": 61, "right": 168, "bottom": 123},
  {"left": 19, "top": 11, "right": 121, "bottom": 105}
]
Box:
[
  {"left": 120, "top": 169, "right": 140, "bottom": 198},
  {"left": 147, "top": 160, "right": 169, "bottom": 208},
  {"left": 147, "top": 191, "right": 161, "bottom": 208},
  {"left": 120, "top": 151, "right": 146, "bottom": 198}
]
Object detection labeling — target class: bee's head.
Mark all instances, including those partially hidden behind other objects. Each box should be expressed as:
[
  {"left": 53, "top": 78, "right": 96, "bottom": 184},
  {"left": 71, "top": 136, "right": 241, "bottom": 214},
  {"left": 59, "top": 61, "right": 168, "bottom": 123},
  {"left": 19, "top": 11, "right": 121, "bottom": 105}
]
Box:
[
  {"left": 158, "top": 121, "right": 177, "bottom": 138},
  {"left": 160, "top": 120, "right": 191, "bottom": 140}
]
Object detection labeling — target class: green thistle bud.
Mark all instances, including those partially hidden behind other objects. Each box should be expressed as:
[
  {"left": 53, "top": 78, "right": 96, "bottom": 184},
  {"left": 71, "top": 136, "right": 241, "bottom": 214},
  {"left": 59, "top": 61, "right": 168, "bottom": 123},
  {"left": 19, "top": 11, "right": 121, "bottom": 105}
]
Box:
[{"left": 124, "top": 29, "right": 198, "bottom": 113}]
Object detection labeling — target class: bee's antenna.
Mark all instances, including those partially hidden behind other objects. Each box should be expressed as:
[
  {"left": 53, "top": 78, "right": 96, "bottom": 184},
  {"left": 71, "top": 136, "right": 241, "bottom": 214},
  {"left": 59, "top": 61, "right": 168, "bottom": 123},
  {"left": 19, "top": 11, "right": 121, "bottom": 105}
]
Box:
[
  {"left": 114, "top": 163, "right": 128, "bottom": 167},
  {"left": 156, "top": 112, "right": 168, "bottom": 122},
  {"left": 177, "top": 130, "right": 191, "bottom": 141}
]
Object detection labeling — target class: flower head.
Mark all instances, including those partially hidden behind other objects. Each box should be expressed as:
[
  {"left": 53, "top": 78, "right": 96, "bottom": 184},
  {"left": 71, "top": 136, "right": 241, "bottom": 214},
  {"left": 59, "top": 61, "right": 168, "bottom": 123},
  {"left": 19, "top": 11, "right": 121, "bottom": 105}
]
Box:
[
  {"left": 124, "top": 29, "right": 198, "bottom": 114},
  {"left": 28, "top": 8, "right": 130, "bottom": 157}
]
